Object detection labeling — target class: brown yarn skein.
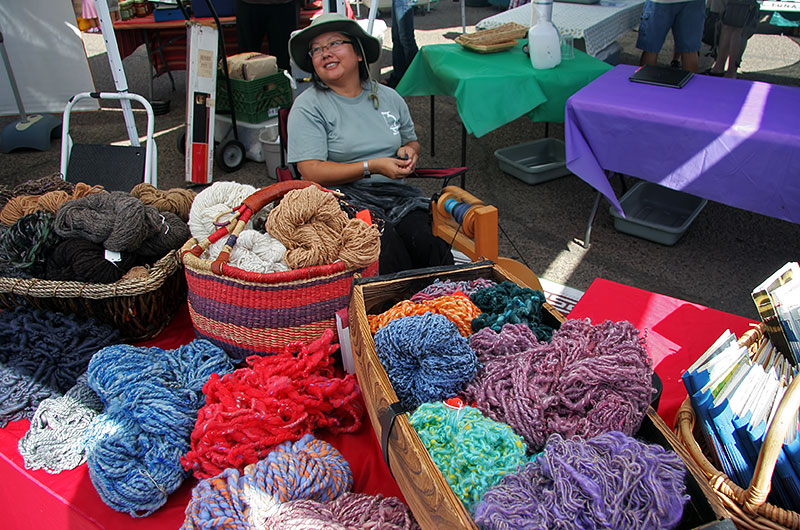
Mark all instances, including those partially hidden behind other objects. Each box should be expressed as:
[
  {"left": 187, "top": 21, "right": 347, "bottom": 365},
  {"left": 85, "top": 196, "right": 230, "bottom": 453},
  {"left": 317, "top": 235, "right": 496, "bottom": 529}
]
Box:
[
  {"left": 339, "top": 219, "right": 380, "bottom": 269},
  {"left": 131, "top": 183, "right": 196, "bottom": 222},
  {"left": 266, "top": 186, "right": 347, "bottom": 269},
  {"left": 12, "top": 173, "right": 74, "bottom": 196},
  {"left": 45, "top": 238, "right": 140, "bottom": 284},
  {"left": 0, "top": 184, "right": 106, "bottom": 225}
]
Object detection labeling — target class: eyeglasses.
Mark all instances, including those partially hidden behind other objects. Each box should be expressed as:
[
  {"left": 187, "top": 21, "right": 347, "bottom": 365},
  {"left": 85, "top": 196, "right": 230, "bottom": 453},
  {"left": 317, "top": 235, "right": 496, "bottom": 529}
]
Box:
[{"left": 308, "top": 40, "right": 353, "bottom": 59}]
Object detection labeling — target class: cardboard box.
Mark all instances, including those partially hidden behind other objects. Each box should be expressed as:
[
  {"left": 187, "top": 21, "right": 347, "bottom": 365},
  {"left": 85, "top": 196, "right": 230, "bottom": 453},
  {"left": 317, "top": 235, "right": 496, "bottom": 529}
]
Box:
[{"left": 349, "top": 261, "right": 732, "bottom": 529}]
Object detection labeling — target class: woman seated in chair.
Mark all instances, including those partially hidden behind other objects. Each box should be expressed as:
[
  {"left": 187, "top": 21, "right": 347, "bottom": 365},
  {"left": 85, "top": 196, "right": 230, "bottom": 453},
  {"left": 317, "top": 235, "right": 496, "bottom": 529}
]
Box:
[{"left": 287, "top": 13, "right": 454, "bottom": 274}]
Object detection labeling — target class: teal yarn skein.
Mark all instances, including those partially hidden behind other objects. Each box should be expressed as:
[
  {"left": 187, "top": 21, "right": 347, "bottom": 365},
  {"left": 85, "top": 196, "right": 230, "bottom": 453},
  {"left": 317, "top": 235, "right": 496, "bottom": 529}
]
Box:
[
  {"left": 409, "top": 402, "right": 528, "bottom": 512},
  {"left": 83, "top": 340, "right": 235, "bottom": 517},
  {"left": 470, "top": 281, "right": 554, "bottom": 341},
  {"left": 374, "top": 313, "right": 479, "bottom": 410}
]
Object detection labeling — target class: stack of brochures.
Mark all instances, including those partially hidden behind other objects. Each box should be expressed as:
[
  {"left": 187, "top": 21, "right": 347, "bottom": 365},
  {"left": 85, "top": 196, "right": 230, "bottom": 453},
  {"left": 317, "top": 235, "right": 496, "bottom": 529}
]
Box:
[
  {"left": 752, "top": 262, "right": 800, "bottom": 367},
  {"left": 682, "top": 327, "right": 800, "bottom": 509}
]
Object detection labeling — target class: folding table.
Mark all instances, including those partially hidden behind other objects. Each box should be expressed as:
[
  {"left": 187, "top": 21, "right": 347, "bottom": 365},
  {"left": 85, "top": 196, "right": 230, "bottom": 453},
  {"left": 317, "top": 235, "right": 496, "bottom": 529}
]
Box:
[
  {"left": 477, "top": 0, "right": 645, "bottom": 58},
  {"left": 565, "top": 64, "right": 800, "bottom": 245},
  {"left": 0, "top": 304, "right": 404, "bottom": 530},
  {"left": 113, "top": 14, "right": 238, "bottom": 101},
  {"left": 396, "top": 42, "right": 611, "bottom": 166}
]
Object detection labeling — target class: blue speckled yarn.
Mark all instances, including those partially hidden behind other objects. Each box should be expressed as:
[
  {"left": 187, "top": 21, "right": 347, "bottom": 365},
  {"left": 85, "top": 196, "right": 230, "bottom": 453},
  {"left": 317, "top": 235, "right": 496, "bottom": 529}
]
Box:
[
  {"left": 83, "top": 340, "right": 235, "bottom": 517},
  {"left": 374, "top": 313, "right": 479, "bottom": 410},
  {"left": 409, "top": 402, "right": 528, "bottom": 512},
  {"left": 474, "top": 431, "right": 689, "bottom": 530},
  {"left": 182, "top": 434, "right": 353, "bottom": 530},
  {"left": 470, "top": 281, "right": 553, "bottom": 341}
]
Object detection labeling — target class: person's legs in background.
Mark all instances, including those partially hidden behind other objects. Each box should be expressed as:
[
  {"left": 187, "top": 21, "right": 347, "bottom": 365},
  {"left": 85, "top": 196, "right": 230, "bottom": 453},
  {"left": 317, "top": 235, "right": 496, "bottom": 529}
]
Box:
[
  {"left": 235, "top": 0, "right": 268, "bottom": 53},
  {"left": 385, "top": 0, "right": 419, "bottom": 87},
  {"left": 264, "top": 0, "right": 299, "bottom": 70},
  {"left": 637, "top": 0, "right": 673, "bottom": 66},
  {"left": 672, "top": 0, "right": 704, "bottom": 72}
]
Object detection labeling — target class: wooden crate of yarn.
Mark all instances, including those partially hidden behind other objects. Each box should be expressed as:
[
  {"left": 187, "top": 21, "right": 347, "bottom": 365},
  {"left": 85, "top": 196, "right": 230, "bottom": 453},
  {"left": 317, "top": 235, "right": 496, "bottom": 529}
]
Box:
[{"left": 348, "top": 261, "right": 733, "bottom": 530}]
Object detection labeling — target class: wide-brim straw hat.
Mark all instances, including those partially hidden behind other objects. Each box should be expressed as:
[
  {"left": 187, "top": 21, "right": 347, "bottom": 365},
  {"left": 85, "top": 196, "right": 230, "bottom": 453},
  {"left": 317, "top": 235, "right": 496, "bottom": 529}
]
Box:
[{"left": 289, "top": 13, "right": 381, "bottom": 74}]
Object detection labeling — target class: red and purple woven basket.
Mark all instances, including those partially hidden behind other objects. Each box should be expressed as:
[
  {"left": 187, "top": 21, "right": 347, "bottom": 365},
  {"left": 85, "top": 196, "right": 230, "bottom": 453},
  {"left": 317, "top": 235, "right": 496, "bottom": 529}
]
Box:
[{"left": 181, "top": 182, "right": 378, "bottom": 360}]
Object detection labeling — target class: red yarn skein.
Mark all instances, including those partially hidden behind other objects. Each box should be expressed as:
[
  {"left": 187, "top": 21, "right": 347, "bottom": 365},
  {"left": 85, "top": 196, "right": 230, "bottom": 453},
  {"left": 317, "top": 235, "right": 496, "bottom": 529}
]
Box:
[{"left": 181, "top": 329, "right": 363, "bottom": 479}]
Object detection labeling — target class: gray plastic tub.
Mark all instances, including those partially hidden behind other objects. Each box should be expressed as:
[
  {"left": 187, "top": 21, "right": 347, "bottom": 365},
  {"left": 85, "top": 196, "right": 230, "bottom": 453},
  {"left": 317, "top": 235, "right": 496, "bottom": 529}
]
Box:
[
  {"left": 494, "top": 138, "right": 571, "bottom": 185},
  {"left": 609, "top": 181, "right": 707, "bottom": 246}
]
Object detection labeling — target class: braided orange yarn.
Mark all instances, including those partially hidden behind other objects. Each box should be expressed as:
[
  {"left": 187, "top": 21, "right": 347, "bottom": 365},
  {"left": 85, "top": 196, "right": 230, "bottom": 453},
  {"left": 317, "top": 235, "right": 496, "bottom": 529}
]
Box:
[{"left": 368, "top": 293, "right": 481, "bottom": 337}]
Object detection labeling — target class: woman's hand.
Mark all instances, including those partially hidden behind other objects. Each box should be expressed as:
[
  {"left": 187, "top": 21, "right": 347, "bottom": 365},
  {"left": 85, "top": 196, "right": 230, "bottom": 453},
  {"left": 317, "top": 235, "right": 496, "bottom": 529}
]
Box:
[
  {"left": 396, "top": 144, "right": 419, "bottom": 173},
  {"left": 369, "top": 157, "right": 417, "bottom": 179}
]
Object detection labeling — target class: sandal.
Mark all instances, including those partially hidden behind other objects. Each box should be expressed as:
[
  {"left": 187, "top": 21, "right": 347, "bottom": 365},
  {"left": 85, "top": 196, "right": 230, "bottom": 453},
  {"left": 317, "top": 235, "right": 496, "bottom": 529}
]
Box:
[{"left": 702, "top": 69, "right": 723, "bottom": 77}]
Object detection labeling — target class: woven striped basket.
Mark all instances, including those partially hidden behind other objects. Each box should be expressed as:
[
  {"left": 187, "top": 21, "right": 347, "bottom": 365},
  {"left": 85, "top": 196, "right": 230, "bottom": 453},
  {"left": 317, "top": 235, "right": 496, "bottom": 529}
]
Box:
[{"left": 181, "top": 181, "right": 379, "bottom": 360}]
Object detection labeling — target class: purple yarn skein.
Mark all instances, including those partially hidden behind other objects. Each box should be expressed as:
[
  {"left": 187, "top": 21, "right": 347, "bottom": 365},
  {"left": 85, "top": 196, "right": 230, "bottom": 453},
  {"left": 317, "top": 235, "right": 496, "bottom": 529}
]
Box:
[
  {"left": 465, "top": 319, "right": 654, "bottom": 451},
  {"left": 474, "top": 431, "right": 690, "bottom": 530}
]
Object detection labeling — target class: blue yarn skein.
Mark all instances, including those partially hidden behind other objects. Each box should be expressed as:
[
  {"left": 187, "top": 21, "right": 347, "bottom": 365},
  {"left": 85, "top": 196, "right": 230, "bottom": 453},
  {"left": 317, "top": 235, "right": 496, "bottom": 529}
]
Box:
[
  {"left": 374, "top": 313, "right": 479, "bottom": 410},
  {"left": 182, "top": 434, "right": 353, "bottom": 530},
  {"left": 83, "top": 339, "right": 234, "bottom": 517}
]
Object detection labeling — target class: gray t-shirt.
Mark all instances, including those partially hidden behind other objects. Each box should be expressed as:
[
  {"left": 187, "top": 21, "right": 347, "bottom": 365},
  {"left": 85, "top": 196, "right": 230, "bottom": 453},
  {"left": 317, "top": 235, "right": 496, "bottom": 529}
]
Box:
[{"left": 287, "top": 82, "right": 418, "bottom": 183}]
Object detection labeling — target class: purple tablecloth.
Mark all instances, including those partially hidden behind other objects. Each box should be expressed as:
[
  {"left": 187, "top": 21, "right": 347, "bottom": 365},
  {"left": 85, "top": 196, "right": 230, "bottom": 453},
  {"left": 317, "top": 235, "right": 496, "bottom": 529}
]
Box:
[{"left": 565, "top": 64, "right": 800, "bottom": 224}]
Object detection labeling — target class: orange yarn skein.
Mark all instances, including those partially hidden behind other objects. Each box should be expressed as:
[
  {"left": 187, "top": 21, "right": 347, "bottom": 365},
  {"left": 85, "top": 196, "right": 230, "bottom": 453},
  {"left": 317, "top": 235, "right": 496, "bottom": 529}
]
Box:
[{"left": 368, "top": 292, "right": 481, "bottom": 337}]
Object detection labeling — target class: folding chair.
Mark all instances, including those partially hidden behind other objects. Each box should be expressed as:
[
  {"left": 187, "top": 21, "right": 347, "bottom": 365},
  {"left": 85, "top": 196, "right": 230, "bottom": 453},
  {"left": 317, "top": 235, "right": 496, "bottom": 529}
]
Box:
[
  {"left": 275, "top": 107, "right": 467, "bottom": 188},
  {"left": 60, "top": 92, "right": 157, "bottom": 192}
]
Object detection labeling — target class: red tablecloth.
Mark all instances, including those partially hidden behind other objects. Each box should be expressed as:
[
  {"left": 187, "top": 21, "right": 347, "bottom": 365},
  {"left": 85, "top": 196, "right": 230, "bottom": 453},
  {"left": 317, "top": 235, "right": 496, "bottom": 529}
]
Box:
[
  {"left": 1, "top": 304, "right": 403, "bottom": 529},
  {"left": 568, "top": 277, "right": 758, "bottom": 428}
]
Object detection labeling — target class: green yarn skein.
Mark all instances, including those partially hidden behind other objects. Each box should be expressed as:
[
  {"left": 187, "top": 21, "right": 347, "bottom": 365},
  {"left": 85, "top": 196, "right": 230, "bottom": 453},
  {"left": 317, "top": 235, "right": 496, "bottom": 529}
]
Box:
[{"left": 409, "top": 401, "right": 528, "bottom": 512}]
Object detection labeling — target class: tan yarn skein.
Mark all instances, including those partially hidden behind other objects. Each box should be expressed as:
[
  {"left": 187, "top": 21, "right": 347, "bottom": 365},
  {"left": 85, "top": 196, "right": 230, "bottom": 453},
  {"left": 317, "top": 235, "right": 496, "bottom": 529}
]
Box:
[
  {"left": 266, "top": 187, "right": 346, "bottom": 269},
  {"left": 0, "top": 195, "right": 42, "bottom": 225},
  {"left": 131, "top": 183, "right": 196, "bottom": 222},
  {"left": 38, "top": 184, "right": 106, "bottom": 214},
  {"left": 339, "top": 219, "right": 380, "bottom": 269},
  {"left": 0, "top": 184, "right": 107, "bottom": 225}
]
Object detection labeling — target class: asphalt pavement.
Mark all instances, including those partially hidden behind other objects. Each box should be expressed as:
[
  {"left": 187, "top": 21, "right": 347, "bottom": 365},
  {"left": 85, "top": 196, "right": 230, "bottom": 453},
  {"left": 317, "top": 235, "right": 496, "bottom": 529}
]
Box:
[{"left": 1, "top": 2, "right": 799, "bottom": 319}]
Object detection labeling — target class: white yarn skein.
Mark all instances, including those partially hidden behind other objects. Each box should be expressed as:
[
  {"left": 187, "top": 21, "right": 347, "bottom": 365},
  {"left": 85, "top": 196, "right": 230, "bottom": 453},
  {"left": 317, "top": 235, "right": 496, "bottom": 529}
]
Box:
[
  {"left": 18, "top": 375, "right": 104, "bottom": 473},
  {"left": 188, "top": 182, "right": 257, "bottom": 241},
  {"left": 204, "top": 229, "right": 289, "bottom": 274}
]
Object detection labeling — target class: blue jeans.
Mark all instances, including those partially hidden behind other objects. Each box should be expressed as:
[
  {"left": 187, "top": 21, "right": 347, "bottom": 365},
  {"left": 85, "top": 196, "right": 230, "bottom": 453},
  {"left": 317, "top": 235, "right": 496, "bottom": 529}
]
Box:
[{"left": 389, "top": 0, "right": 419, "bottom": 85}]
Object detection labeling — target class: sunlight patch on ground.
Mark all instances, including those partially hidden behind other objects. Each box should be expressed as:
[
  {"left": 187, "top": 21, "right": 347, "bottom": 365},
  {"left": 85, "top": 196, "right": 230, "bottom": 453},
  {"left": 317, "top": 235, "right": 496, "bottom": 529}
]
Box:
[{"left": 740, "top": 34, "right": 800, "bottom": 72}]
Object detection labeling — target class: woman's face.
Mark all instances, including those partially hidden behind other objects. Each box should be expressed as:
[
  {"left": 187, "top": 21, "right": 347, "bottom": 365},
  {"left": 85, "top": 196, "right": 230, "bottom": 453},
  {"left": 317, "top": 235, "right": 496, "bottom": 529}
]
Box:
[{"left": 309, "top": 31, "right": 362, "bottom": 85}]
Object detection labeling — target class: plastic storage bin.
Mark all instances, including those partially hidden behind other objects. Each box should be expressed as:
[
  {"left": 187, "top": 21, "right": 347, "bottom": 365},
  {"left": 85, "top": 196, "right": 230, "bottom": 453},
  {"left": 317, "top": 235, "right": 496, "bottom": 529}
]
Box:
[
  {"left": 214, "top": 114, "right": 277, "bottom": 163},
  {"left": 609, "top": 181, "right": 707, "bottom": 246},
  {"left": 494, "top": 138, "right": 571, "bottom": 185}
]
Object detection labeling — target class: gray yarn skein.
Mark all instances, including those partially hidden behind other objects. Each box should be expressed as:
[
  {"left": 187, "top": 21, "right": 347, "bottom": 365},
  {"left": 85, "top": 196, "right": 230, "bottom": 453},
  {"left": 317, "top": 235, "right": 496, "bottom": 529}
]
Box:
[
  {"left": 18, "top": 374, "right": 104, "bottom": 473},
  {"left": 53, "top": 191, "right": 167, "bottom": 252}
]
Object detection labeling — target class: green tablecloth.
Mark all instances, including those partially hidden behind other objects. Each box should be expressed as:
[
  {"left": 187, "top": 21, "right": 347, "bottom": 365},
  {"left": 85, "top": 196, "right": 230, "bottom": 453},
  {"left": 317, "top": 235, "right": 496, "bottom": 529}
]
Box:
[{"left": 396, "top": 42, "right": 612, "bottom": 138}]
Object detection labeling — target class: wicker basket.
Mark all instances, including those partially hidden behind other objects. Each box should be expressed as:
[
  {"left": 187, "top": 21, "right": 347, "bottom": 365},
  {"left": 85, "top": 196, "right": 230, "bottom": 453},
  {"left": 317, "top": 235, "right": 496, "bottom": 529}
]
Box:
[
  {"left": 455, "top": 22, "right": 528, "bottom": 53},
  {"left": 181, "top": 181, "right": 379, "bottom": 360},
  {"left": 0, "top": 249, "right": 187, "bottom": 341},
  {"left": 676, "top": 323, "right": 800, "bottom": 530}
]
